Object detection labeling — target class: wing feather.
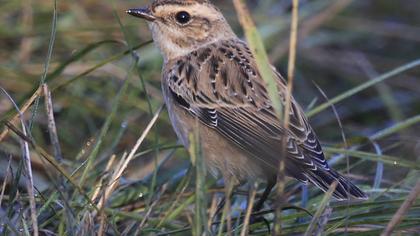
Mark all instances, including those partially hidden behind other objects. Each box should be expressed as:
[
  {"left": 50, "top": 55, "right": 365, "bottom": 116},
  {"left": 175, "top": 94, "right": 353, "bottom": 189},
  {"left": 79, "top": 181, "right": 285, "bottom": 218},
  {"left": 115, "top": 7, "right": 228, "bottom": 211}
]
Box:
[{"left": 164, "top": 39, "right": 366, "bottom": 199}]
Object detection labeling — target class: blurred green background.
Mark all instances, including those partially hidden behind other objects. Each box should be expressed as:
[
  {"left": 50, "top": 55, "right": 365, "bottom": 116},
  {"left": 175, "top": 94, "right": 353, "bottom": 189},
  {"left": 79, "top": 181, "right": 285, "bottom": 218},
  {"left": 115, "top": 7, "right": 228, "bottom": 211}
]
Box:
[{"left": 0, "top": 0, "right": 419, "bottom": 235}]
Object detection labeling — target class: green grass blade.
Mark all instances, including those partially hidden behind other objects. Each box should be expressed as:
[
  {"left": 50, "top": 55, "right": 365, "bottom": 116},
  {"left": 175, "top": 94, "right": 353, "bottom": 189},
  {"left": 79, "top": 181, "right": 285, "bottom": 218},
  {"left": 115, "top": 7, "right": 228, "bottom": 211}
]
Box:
[
  {"left": 49, "top": 40, "right": 152, "bottom": 91},
  {"left": 46, "top": 40, "right": 122, "bottom": 83},
  {"left": 371, "top": 115, "right": 420, "bottom": 140},
  {"left": 189, "top": 126, "right": 208, "bottom": 236},
  {"left": 77, "top": 65, "right": 133, "bottom": 186},
  {"left": 29, "top": 0, "right": 57, "bottom": 131},
  {"left": 307, "top": 59, "right": 420, "bottom": 117},
  {"left": 232, "top": 0, "right": 283, "bottom": 118},
  {"left": 304, "top": 182, "right": 337, "bottom": 236},
  {"left": 325, "top": 147, "right": 420, "bottom": 170}
]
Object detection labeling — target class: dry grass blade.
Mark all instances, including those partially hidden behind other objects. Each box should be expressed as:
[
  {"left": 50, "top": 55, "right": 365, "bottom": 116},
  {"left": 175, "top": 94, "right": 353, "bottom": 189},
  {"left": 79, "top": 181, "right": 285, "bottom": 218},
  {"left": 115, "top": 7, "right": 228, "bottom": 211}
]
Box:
[
  {"left": 276, "top": 0, "right": 300, "bottom": 235},
  {"left": 217, "top": 181, "right": 235, "bottom": 236},
  {"left": 0, "top": 155, "right": 12, "bottom": 208},
  {"left": 29, "top": 0, "right": 57, "bottom": 133},
  {"left": 381, "top": 181, "right": 420, "bottom": 236},
  {"left": 4, "top": 122, "right": 100, "bottom": 212},
  {"left": 240, "top": 183, "right": 257, "bottom": 236},
  {"left": 2, "top": 1, "right": 419, "bottom": 235},
  {"left": 0, "top": 87, "right": 39, "bottom": 236},
  {"left": 77, "top": 75, "right": 131, "bottom": 186},
  {"left": 231, "top": 2, "right": 285, "bottom": 234},
  {"left": 137, "top": 184, "right": 168, "bottom": 233},
  {"left": 284, "top": 0, "right": 300, "bottom": 128},
  {"left": 96, "top": 151, "right": 127, "bottom": 211},
  {"left": 96, "top": 104, "right": 163, "bottom": 210},
  {"left": 157, "top": 171, "right": 192, "bottom": 227},
  {"left": 208, "top": 194, "right": 218, "bottom": 230},
  {"left": 0, "top": 87, "right": 42, "bottom": 142},
  {"left": 0, "top": 40, "right": 151, "bottom": 143},
  {"left": 42, "top": 84, "right": 62, "bottom": 161},
  {"left": 304, "top": 181, "right": 338, "bottom": 236},
  {"left": 96, "top": 155, "right": 116, "bottom": 236},
  {"left": 91, "top": 155, "right": 116, "bottom": 202}
]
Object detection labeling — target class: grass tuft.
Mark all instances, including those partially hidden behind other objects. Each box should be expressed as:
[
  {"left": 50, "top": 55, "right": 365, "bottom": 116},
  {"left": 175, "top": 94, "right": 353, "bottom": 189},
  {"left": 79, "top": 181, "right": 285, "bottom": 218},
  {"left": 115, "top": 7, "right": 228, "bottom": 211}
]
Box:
[{"left": 0, "top": 0, "right": 419, "bottom": 235}]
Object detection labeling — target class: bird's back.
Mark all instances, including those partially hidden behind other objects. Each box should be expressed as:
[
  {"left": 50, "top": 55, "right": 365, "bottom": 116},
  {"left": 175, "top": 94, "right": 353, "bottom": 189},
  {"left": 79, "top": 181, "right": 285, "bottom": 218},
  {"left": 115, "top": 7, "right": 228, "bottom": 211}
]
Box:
[{"left": 162, "top": 39, "right": 367, "bottom": 200}]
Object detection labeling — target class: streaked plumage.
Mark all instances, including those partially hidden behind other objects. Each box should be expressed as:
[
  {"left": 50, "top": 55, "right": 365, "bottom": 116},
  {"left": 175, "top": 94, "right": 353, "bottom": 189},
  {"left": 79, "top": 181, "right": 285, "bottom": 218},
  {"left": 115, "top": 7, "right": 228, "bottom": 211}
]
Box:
[{"left": 127, "top": 0, "right": 367, "bottom": 200}]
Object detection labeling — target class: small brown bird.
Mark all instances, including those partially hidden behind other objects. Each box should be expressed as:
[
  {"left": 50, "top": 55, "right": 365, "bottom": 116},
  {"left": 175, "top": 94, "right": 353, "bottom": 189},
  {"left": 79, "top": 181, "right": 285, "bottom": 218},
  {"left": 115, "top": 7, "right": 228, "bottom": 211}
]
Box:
[{"left": 127, "top": 0, "right": 367, "bottom": 202}]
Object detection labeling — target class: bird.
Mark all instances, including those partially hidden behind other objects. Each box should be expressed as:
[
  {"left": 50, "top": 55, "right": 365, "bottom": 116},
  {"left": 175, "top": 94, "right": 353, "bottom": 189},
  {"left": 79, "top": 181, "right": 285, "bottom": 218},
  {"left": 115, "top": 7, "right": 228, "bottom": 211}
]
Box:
[{"left": 126, "top": 0, "right": 367, "bottom": 206}]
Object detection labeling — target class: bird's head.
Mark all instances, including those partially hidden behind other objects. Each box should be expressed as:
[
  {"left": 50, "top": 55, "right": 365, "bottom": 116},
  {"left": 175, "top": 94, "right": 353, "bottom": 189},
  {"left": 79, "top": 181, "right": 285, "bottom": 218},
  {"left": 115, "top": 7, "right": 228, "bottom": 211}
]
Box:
[{"left": 127, "top": 0, "right": 236, "bottom": 61}]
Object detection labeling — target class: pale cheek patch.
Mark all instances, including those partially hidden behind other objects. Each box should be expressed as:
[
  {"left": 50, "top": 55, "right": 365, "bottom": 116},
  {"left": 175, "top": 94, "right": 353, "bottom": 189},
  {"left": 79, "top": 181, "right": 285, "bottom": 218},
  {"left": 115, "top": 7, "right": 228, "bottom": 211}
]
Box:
[{"left": 149, "top": 22, "right": 191, "bottom": 59}]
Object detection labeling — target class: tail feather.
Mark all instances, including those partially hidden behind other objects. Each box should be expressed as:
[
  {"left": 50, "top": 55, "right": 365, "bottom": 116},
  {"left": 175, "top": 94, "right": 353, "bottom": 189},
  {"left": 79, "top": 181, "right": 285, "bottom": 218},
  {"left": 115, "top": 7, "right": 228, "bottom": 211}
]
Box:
[{"left": 305, "top": 169, "right": 368, "bottom": 200}]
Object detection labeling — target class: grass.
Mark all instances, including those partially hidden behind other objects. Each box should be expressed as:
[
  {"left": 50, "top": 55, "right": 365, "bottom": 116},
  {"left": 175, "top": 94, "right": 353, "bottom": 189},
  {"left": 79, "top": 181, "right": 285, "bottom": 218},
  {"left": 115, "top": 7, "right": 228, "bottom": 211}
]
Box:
[{"left": 1, "top": 0, "right": 420, "bottom": 235}]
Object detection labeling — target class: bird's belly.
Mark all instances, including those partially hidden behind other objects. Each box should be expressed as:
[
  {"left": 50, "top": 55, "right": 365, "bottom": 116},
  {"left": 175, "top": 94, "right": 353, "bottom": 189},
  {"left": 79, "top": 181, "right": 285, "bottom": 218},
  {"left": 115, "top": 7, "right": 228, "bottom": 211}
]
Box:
[{"left": 163, "top": 92, "right": 265, "bottom": 183}]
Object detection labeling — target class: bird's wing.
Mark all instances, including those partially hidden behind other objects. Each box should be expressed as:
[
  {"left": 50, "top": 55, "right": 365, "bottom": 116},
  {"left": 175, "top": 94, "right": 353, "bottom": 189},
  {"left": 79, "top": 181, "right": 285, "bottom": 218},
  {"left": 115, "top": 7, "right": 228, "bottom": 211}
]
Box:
[{"left": 165, "top": 39, "right": 366, "bottom": 199}]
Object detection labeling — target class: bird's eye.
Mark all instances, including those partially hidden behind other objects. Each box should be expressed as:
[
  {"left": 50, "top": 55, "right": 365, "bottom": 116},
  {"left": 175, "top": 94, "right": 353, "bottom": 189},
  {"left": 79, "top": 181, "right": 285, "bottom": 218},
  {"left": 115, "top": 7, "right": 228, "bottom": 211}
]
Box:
[{"left": 175, "top": 11, "right": 191, "bottom": 24}]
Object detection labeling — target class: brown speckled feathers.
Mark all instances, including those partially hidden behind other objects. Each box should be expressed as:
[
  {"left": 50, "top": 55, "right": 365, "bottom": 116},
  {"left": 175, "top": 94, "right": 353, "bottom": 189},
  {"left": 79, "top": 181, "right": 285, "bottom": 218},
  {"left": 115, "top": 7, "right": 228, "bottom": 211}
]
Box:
[
  {"left": 163, "top": 39, "right": 366, "bottom": 199},
  {"left": 127, "top": 0, "right": 367, "bottom": 200}
]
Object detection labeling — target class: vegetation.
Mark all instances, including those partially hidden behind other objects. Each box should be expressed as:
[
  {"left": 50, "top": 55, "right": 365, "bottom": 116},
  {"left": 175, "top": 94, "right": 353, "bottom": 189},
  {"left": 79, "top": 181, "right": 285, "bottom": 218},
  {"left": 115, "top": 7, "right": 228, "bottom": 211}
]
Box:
[{"left": 0, "top": 0, "right": 419, "bottom": 235}]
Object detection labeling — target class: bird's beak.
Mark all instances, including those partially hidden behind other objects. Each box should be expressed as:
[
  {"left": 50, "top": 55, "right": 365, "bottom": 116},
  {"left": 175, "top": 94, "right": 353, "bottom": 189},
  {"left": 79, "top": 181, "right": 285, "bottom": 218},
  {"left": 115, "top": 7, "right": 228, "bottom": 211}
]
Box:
[{"left": 126, "top": 7, "right": 156, "bottom": 22}]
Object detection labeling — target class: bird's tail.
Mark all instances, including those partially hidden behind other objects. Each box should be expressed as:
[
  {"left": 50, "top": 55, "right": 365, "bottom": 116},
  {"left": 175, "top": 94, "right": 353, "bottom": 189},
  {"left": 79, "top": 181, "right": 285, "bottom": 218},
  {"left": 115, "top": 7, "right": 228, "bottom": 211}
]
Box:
[{"left": 305, "top": 169, "right": 368, "bottom": 200}]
